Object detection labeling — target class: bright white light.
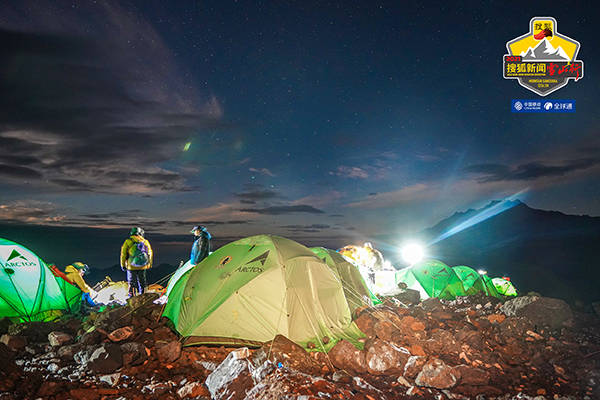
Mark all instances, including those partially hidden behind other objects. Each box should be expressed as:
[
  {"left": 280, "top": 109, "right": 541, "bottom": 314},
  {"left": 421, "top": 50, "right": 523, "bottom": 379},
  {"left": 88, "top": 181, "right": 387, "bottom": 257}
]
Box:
[
  {"left": 401, "top": 243, "right": 424, "bottom": 265},
  {"left": 478, "top": 269, "right": 487, "bottom": 275}
]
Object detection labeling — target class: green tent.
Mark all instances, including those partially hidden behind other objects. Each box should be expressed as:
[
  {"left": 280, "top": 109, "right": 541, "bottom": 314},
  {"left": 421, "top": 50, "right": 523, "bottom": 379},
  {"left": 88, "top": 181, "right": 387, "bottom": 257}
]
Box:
[
  {"left": 395, "top": 259, "right": 466, "bottom": 300},
  {"left": 492, "top": 277, "right": 518, "bottom": 296},
  {"left": 309, "top": 247, "right": 380, "bottom": 310},
  {"left": 452, "top": 266, "right": 500, "bottom": 298},
  {"left": 163, "top": 235, "right": 364, "bottom": 351},
  {"left": 0, "top": 238, "right": 81, "bottom": 321}
]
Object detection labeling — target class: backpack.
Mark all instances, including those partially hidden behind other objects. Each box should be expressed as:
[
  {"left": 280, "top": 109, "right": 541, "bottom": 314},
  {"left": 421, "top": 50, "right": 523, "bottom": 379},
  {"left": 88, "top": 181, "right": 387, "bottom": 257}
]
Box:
[{"left": 129, "top": 239, "right": 150, "bottom": 267}]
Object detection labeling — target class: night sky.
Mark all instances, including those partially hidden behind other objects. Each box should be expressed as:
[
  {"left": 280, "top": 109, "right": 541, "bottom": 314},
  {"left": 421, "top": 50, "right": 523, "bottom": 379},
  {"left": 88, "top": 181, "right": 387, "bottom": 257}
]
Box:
[{"left": 1, "top": 1, "right": 598, "bottom": 253}]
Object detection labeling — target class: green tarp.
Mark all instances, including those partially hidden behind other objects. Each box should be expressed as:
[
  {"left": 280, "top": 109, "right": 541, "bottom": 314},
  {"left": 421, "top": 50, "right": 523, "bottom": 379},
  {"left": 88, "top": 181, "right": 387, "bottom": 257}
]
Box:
[
  {"left": 163, "top": 235, "right": 364, "bottom": 351},
  {"left": 395, "top": 259, "right": 467, "bottom": 300},
  {"left": 0, "top": 238, "right": 81, "bottom": 321},
  {"left": 309, "top": 247, "right": 380, "bottom": 310}
]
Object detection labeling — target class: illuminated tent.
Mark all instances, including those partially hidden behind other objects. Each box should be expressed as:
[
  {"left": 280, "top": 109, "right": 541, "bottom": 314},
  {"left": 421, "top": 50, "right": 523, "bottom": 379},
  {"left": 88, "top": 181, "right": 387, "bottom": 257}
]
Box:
[
  {"left": 0, "top": 238, "right": 81, "bottom": 321},
  {"left": 395, "top": 259, "right": 466, "bottom": 300},
  {"left": 309, "top": 247, "right": 380, "bottom": 311},
  {"left": 452, "top": 266, "right": 500, "bottom": 298},
  {"left": 163, "top": 235, "right": 364, "bottom": 350},
  {"left": 492, "top": 277, "right": 518, "bottom": 296}
]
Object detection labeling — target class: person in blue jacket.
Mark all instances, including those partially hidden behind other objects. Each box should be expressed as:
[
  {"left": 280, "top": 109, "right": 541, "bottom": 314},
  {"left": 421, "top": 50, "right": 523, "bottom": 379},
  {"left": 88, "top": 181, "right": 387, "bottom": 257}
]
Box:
[{"left": 190, "top": 225, "right": 211, "bottom": 265}]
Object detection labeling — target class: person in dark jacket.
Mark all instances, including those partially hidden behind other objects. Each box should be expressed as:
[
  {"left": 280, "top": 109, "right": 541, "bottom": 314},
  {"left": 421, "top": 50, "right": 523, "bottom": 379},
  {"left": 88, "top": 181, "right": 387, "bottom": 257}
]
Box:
[{"left": 190, "top": 225, "right": 211, "bottom": 265}]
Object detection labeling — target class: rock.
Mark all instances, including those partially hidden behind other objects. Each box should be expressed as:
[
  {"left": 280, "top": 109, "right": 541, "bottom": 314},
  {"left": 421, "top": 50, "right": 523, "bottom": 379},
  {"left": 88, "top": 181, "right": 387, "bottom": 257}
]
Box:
[
  {"left": 487, "top": 314, "right": 506, "bottom": 324},
  {"left": 142, "top": 382, "right": 172, "bottom": 396},
  {"left": 153, "top": 325, "right": 178, "bottom": 341},
  {"left": 394, "top": 288, "right": 421, "bottom": 305},
  {"left": 94, "top": 305, "right": 132, "bottom": 332},
  {"left": 354, "top": 312, "right": 377, "bottom": 338},
  {"left": 454, "top": 364, "right": 490, "bottom": 386},
  {"left": 374, "top": 320, "right": 394, "bottom": 341},
  {"left": 426, "top": 329, "right": 458, "bottom": 355},
  {"left": 79, "top": 329, "right": 102, "bottom": 345},
  {"left": 365, "top": 338, "right": 411, "bottom": 375},
  {"left": 500, "top": 296, "right": 573, "bottom": 329},
  {"left": 0, "top": 334, "right": 26, "bottom": 351},
  {"left": 255, "top": 334, "right": 320, "bottom": 374},
  {"left": 8, "top": 321, "right": 58, "bottom": 342},
  {"left": 205, "top": 349, "right": 255, "bottom": 400},
  {"left": 99, "top": 372, "right": 121, "bottom": 386},
  {"left": 415, "top": 358, "right": 459, "bottom": 389},
  {"left": 74, "top": 346, "right": 96, "bottom": 365},
  {"left": 88, "top": 343, "right": 123, "bottom": 374},
  {"left": 127, "top": 292, "right": 160, "bottom": 310},
  {"left": 0, "top": 318, "right": 11, "bottom": 336},
  {"left": 0, "top": 343, "right": 16, "bottom": 374},
  {"left": 592, "top": 302, "right": 600, "bottom": 318},
  {"left": 404, "top": 355, "right": 427, "bottom": 379},
  {"left": 156, "top": 340, "right": 182, "bottom": 363},
  {"left": 69, "top": 388, "right": 100, "bottom": 400},
  {"left": 120, "top": 342, "right": 149, "bottom": 366},
  {"left": 36, "top": 381, "right": 61, "bottom": 397},
  {"left": 328, "top": 339, "right": 367, "bottom": 374},
  {"left": 177, "top": 381, "right": 209, "bottom": 398},
  {"left": 108, "top": 326, "right": 134, "bottom": 342},
  {"left": 48, "top": 331, "right": 73, "bottom": 347},
  {"left": 58, "top": 343, "right": 81, "bottom": 359}
]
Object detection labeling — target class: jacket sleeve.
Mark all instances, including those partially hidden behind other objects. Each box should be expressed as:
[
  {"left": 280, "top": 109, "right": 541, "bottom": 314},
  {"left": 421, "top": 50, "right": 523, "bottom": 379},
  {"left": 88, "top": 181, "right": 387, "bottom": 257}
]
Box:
[
  {"left": 190, "top": 238, "right": 199, "bottom": 265},
  {"left": 120, "top": 239, "right": 130, "bottom": 268},
  {"left": 146, "top": 239, "right": 153, "bottom": 268},
  {"left": 200, "top": 233, "right": 210, "bottom": 257},
  {"left": 72, "top": 272, "right": 92, "bottom": 293}
]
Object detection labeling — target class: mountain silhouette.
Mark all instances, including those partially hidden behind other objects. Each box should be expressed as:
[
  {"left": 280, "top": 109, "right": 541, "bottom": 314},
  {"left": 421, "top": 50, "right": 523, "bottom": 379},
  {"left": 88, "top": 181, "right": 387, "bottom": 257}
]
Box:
[
  {"left": 420, "top": 200, "right": 600, "bottom": 303},
  {"left": 520, "top": 38, "right": 570, "bottom": 61}
]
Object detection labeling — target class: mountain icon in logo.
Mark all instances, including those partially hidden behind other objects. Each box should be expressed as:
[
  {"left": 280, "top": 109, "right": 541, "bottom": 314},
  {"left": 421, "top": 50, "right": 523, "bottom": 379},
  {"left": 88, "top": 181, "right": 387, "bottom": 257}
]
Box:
[
  {"left": 7, "top": 249, "right": 27, "bottom": 262},
  {"left": 520, "top": 38, "right": 570, "bottom": 61}
]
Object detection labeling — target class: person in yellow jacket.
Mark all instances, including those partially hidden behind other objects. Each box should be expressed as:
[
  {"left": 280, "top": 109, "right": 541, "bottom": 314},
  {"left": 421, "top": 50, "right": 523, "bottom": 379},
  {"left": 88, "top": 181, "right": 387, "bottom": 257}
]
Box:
[
  {"left": 64, "top": 262, "right": 97, "bottom": 306},
  {"left": 120, "top": 227, "right": 153, "bottom": 296}
]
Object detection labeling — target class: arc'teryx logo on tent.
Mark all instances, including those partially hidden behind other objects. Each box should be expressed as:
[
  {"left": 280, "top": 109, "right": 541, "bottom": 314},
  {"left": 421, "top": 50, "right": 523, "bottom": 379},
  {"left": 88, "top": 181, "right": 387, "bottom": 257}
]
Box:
[{"left": 5, "top": 248, "right": 36, "bottom": 268}]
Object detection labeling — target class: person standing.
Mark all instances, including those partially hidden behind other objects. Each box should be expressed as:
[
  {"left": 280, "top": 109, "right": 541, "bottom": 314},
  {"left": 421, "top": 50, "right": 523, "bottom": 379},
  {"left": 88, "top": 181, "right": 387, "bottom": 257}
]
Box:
[
  {"left": 190, "top": 225, "right": 211, "bottom": 265},
  {"left": 120, "top": 227, "right": 153, "bottom": 296}
]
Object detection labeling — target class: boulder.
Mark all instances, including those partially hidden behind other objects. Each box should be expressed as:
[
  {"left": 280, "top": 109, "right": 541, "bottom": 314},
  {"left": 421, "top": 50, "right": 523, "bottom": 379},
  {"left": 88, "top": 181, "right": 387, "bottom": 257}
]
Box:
[
  {"left": 48, "top": 331, "right": 73, "bottom": 347},
  {"left": 415, "top": 358, "right": 459, "bottom": 389},
  {"left": 255, "top": 334, "right": 320, "bottom": 374},
  {"left": 79, "top": 329, "right": 102, "bottom": 345},
  {"left": 354, "top": 312, "right": 377, "bottom": 338},
  {"left": 120, "top": 342, "right": 148, "bottom": 366},
  {"left": 127, "top": 292, "right": 160, "bottom": 311},
  {"left": 365, "top": 338, "right": 411, "bottom": 375},
  {"left": 403, "top": 355, "right": 427, "bottom": 379},
  {"left": 94, "top": 305, "right": 132, "bottom": 332},
  {"left": 374, "top": 320, "right": 394, "bottom": 341},
  {"left": 0, "top": 334, "right": 27, "bottom": 351},
  {"left": 454, "top": 364, "right": 490, "bottom": 386},
  {"left": 108, "top": 326, "right": 134, "bottom": 342},
  {"left": 87, "top": 343, "right": 123, "bottom": 374},
  {"left": 156, "top": 340, "right": 182, "bottom": 363},
  {"left": 205, "top": 348, "right": 255, "bottom": 400},
  {"left": 500, "top": 296, "right": 573, "bottom": 329},
  {"left": 99, "top": 372, "right": 121, "bottom": 386},
  {"left": 328, "top": 339, "right": 367, "bottom": 374},
  {"left": 57, "top": 343, "right": 82, "bottom": 359},
  {"left": 393, "top": 288, "right": 421, "bottom": 305},
  {"left": 177, "top": 381, "right": 209, "bottom": 398}
]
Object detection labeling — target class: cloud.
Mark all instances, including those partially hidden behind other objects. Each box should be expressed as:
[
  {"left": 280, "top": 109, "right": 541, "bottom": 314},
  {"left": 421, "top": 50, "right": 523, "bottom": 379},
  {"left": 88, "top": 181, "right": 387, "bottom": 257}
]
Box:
[
  {"left": 0, "top": 2, "right": 224, "bottom": 194},
  {"left": 281, "top": 224, "right": 331, "bottom": 232},
  {"left": 239, "top": 205, "right": 325, "bottom": 215},
  {"left": 345, "top": 183, "right": 432, "bottom": 209},
  {"left": 0, "top": 200, "right": 65, "bottom": 223},
  {"left": 329, "top": 166, "right": 369, "bottom": 179},
  {"left": 292, "top": 191, "right": 343, "bottom": 208},
  {"left": 234, "top": 188, "right": 280, "bottom": 202},
  {"left": 465, "top": 157, "right": 600, "bottom": 182},
  {"left": 249, "top": 167, "right": 275, "bottom": 177}
]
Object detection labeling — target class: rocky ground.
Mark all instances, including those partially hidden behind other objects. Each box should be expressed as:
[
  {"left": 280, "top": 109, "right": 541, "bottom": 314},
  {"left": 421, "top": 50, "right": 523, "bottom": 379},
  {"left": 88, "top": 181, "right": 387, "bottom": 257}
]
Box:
[{"left": 1, "top": 291, "right": 599, "bottom": 400}]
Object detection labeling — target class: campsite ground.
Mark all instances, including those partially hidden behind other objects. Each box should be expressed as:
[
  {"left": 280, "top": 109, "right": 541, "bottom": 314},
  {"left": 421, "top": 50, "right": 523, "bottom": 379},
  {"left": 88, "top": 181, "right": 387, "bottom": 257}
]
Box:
[{"left": 1, "top": 292, "right": 600, "bottom": 399}]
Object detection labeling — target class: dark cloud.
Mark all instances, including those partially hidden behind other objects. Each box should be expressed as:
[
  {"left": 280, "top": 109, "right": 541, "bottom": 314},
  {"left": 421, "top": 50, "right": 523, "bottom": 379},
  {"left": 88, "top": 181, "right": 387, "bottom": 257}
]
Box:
[
  {"left": 0, "top": 163, "right": 43, "bottom": 179},
  {"left": 234, "top": 189, "right": 280, "bottom": 201},
  {"left": 0, "top": 3, "right": 224, "bottom": 194},
  {"left": 239, "top": 205, "right": 325, "bottom": 215},
  {"left": 465, "top": 158, "right": 600, "bottom": 182},
  {"left": 329, "top": 214, "right": 344, "bottom": 217},
  {"left": 281, "top": 224, "right": 330, "bottom": 230},
  {"left": 239, "top": 199, "right": 256, "bottom": 204}
]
